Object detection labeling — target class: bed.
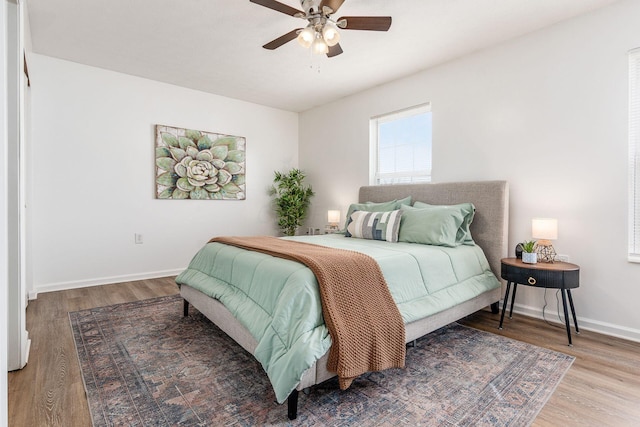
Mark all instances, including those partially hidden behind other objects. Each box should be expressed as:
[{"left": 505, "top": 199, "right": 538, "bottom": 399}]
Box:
[{"left": 176, "top": 180, "right": 509, "bottom": 420}]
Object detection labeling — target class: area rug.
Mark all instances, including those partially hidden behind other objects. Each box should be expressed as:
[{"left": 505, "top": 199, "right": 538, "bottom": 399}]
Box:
[{"left": 69, "top": 295, "right": 574, "bottom": 426}]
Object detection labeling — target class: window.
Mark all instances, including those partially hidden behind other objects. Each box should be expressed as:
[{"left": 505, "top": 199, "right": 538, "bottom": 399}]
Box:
[
  {"left": 370, "top": 104, "right": 432, "bottom": 185},
  {"left": 629, "top": 48, "right": 640, "bottom": 262}
]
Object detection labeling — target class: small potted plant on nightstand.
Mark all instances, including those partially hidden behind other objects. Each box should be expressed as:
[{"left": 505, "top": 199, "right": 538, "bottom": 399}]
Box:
[{"left": 521, "top": 240, "right": 537, "bottom": 264}]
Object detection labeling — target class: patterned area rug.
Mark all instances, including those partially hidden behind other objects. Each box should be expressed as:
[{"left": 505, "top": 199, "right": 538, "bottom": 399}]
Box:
[{"left": 69, "top": 295, "right": 574, "bottom": 426}]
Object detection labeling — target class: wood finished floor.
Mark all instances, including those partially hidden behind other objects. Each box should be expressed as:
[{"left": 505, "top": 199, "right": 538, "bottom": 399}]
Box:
[{"left": 8, "top": 277, "right": 640, "bottom": 426}]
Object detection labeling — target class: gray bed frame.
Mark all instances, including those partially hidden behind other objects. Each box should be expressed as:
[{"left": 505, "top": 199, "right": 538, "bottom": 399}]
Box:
[{"left": 180, "top": 180, "right": 509, "bottom": 420}]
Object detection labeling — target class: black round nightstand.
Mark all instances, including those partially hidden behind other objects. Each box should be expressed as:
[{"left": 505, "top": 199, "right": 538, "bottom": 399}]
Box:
[{"left": 499, "top": 258, "right": 580, "bottom": 346}]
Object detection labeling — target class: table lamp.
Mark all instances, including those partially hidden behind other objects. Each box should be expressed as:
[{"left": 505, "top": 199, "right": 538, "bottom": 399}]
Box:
[
  {"left": 532, "top": 218, "right": 558, "bottom": 263},
  {"left": 327, "top": 210, "right": 341, "bottom": 231}
]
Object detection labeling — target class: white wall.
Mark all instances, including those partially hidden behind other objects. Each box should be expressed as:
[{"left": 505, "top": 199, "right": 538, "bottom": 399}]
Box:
[
  {"left": 29, "top": 54, "right": 298, "bottom": 294},
  {"left": 300, "top": 0, "right": 640, "bottom": 341}
]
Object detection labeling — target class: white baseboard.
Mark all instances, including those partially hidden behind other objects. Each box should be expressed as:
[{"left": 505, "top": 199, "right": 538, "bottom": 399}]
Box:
[
  {"left": 504, "top": 301, "right": 640, "bottom": 344},
  {"left": 30, "top": 268, "right": 185, "bottom": 299},
  {"left": 23, "top": 335, "right": 31, "bottom": 367}
]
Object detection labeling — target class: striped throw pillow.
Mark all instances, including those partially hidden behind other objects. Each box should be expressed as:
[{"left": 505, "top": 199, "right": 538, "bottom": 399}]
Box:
[{"left": 345, "top": 210, "right": 403, "bottom": 242}]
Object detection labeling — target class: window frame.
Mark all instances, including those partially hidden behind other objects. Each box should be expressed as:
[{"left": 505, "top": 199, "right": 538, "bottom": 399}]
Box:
[
  {"left": 629, "top": 48, "right": 640, "bottom": 262},
  {"left": 369, "top": 103, "right": 432, "bottom": 185}
]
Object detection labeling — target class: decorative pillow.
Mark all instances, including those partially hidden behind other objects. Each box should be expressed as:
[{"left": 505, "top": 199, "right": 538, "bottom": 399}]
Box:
[
  {"left": 343, "top": 196, "right": 411, "bottom": 231},
  {"left": 412, "top": 201, "right": 476, "bottom": 245},
  {"left": 398, "top": 206, "right": 465, "bottom": 247},
  {"left": 345, "top": 210, "right": 403, "bottom": 242}
]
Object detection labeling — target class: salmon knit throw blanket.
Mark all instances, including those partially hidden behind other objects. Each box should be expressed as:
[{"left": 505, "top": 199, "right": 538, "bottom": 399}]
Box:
[{"left": 210, "top": 236, "right": 406, "bottom": 389}]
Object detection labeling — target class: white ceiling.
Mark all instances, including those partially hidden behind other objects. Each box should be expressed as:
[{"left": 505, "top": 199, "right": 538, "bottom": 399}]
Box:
[{"left": 27, "top": 0, "right": 618, "bottom": 112}]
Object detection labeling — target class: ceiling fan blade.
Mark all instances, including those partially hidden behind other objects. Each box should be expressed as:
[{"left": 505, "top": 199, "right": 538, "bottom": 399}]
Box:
[
  {"left": 327, "top": 43, "right": 343, "bottom": 58},
  {"left": 262, "top": 28, "right": 302, "bottom": 50},
  {"left": 250, "top": 0, "right": 304, "bottom": 17},
  {"left": 338, "top": 16, "right": 392, "bottom": 31},
  {"left": 319, "top": 0, "right": 345, "bottom": 14}
]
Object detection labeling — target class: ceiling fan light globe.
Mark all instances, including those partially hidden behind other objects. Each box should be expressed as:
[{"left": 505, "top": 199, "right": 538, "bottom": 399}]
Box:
[
  {"left": 297, "top": 27, "right": 315, "bottom": 49},
  {"left": 312, "top": 35, "right": 328, "bottom": 54},
  {"left": 322, "top": 24, "right": 340, "bottom": 47}
]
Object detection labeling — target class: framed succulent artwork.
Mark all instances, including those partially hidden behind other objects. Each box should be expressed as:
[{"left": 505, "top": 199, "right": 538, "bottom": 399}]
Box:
[{"left": 155, "top": 125, "right": 246, "bottom": 200}]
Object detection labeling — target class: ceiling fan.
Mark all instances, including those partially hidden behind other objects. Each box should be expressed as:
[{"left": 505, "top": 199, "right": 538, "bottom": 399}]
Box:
[{"left": 249, "top": 0, "right": 392, "bottom": 58}]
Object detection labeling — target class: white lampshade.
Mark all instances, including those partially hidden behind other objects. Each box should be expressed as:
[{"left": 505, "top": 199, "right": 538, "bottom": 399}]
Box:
[
  {"left": 311, "top": 34, "right": 328, "bottom": 54},
  {"left": 297, "top": 27, "right": 315, "bottom": 49},
  {"left": 327, "top": 210, "right": 341, "bottom": 224},
  {"left": 322, "top": 22, "right": 340, "bottom": 47},
  {"left": 532, "top": 218, "right": 558, "bottom": 240}
]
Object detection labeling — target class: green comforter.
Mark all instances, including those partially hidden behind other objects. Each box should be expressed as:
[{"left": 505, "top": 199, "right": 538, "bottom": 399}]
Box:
[{"left": 175, "top": 234, "right": 500, "bottom": 403}]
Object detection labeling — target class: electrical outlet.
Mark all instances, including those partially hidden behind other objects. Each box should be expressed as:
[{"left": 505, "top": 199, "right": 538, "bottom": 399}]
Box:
[
  {"left": 556, "top": 254, "right": 569, "bottom": 262},
  {"left": 135, "top": 233, "right": 143, "bottom": 244}
]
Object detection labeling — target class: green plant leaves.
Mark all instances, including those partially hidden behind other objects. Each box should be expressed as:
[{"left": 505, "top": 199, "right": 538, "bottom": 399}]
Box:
[
  {"left": 185, "top": 129, "right": 202, "bottom": 141},
  {"left": 270, "top": 168, "right": 314, "bottom": 236},
  {"left": 222, "top": 183, "right": 242, "bottom": 194},
  {"left": 186, "top": 146, "right": 199, "bottom": 158},
  {"left": 157, "top": 188, "right": 174, "bottom": 199},
  {"left": 161, "top": 132, "right": 179, "bottom": 147},
  {"left": 521, "top": 240, "right": 537, "bottom": 252},
  {"left": 172, "top": 189, "right": 190, "bottom": 199},
  {"left": 178, "top": 136, "right": 196, "bottom": 150},
  {"left": 177, "top": 177, "right": 195, "bottom": 192},
  {"left": 156, "top": 147, "right": 171, "bottom": 158},
  {"left": 156, "top": 157, "right": 176, "bottom": 172},
  {"left": 204, "top": 183, "right": 220, "bottom": 192},
  {"left": 211, "top": 159, "right": 225, "bottom": 169},
  {"left": 170, "top": 147, "right": 187, "bottom": 162},
  {"left": 223, "top": 162, "right": 242, "bottom": 174},
  {"left": 213, "top": 137, "right": 237, "bottom": 150},
  {"left": 195, "top": 149, "right": 213, "bottom": 162},
  {"left": 197, "top": 135, "right": 213, "bottom": 150},
  {"left": 156, "top": 172, "right": 178, "bottom": 187},
  {"left": 190, "top": 187, "right": 208, "bottom": 200},
  {"left": 226, "top": 150, "right": 245, "bottom": 163},
  {"left": 217, "top": 169, "right": 232, "bottom": 185},
  {"left": 211, "top": 145, "right": 228, "bottom": 160}
]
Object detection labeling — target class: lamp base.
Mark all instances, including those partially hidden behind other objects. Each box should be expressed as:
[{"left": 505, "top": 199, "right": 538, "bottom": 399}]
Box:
[
  {"left": 324, "top": 224, "right": 340, "bottom": 234},
  {"left": 536, "top": 243, "right": 556, "bottom": 263}
]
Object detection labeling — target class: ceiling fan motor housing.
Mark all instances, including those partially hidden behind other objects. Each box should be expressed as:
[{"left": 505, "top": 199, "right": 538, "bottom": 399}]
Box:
[{"left": 301, "top": 0, "right": 322, "bottom": 15}]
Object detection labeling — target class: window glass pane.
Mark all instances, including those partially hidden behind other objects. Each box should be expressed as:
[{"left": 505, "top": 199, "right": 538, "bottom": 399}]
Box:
[{"left": 371, "top": 104, "right": 432, "bottom": 185}]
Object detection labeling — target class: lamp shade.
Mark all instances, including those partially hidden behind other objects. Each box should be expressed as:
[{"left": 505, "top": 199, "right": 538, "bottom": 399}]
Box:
[
  {"left": 532, "top": 218, "right": 558, "bottom": 240},
  {"left": 311, "top": 34, "right": 328, "bottom": 54},
  {"left": 297, "top": 27, "right": 315, "bottom": 49},
  {"left": 327, "top": 210, "right": 341, "bottom": 224},
  {"left": 322, "top": 22, "right": 340, "bottom": 47}
]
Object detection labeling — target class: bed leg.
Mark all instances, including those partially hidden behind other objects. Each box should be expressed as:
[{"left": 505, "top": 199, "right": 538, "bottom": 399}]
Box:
[
  {"left": 183, "top": 299, "right": 189, "bottom": 317},
  {"left": 287, "top": 390, "right": 299, "bottom": 420},
  {"left": 490, "top": 302, "right": 499, "bottom": 314}
]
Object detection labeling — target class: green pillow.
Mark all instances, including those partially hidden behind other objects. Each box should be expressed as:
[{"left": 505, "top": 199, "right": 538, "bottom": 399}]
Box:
[
  {"left": 412, "top": 201, "right": 476, "bottom": 245},
  {"left": 343, "top": 196, "right": 411, "bottom": 231},
  {"left": 398, "top": 205, "right": 465, "bottom": 247}
]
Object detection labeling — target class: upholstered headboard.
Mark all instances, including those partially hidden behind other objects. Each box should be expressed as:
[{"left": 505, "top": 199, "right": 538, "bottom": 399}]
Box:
[{"left": 359, "top": 181, "right": 509, "bottom": 279}]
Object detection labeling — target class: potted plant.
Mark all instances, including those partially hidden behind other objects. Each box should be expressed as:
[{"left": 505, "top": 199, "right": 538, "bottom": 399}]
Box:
[
  {"left": 270, "top": 168, "right": 315, "bottom": 236},
  {"left": 521, "top": 240, "right": 537, "bottom": 264}
]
